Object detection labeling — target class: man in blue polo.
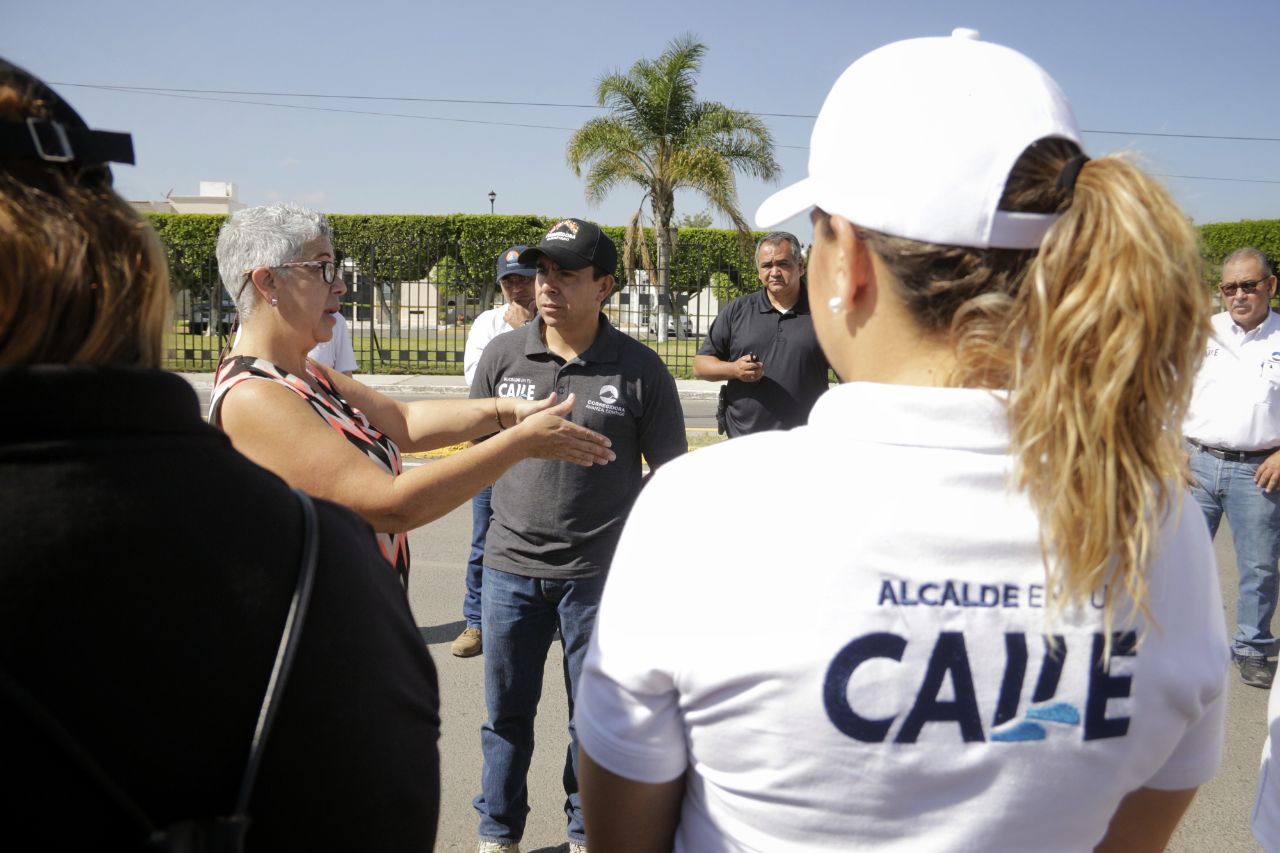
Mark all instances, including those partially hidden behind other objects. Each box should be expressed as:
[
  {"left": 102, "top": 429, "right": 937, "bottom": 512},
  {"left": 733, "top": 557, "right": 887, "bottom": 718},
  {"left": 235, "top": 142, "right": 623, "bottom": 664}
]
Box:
[
  {"left": 693, "top": 231, "right": 830, "bottom": 437},
  {"left": 470, "top": 218, "right": 687, "bottom": 852}
]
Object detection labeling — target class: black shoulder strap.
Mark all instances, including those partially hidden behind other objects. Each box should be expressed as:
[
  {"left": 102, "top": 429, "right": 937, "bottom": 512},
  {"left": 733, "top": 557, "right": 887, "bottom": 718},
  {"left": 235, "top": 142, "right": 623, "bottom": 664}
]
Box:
[
  {"left": 233, "top": 487, "right": 319, "bottom": 815},
  {"left": 0, "top": 487, "right": 320, "bottom": 852}
]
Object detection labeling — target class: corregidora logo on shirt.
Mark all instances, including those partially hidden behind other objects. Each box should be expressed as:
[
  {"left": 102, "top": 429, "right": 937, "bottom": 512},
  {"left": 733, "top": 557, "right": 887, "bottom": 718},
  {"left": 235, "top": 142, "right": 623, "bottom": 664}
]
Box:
[
  {"left": 496, "top": 377, "right": 538, "bottom": 400},
  {"left": 586, "top": 384, "right": 626, "bottom": 416},
  {"left": 821, "top": 577, "right": 1134, "bottom": 746}
]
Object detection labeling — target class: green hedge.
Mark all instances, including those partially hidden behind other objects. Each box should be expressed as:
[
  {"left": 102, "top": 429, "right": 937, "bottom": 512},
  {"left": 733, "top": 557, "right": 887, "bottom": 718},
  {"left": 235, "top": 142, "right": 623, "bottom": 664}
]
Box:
[
  {"left": 145, "top": 213, "right": 224, "bottom": 289},
  {"left": 1200, "top": 219, "right": 1280, "bottom": 275},
  {"left": 151, "top": 211, "right": 1280, "bottom": 296},
  {"left": 144, "top": 212, "right": 768, "bottom": 299}
]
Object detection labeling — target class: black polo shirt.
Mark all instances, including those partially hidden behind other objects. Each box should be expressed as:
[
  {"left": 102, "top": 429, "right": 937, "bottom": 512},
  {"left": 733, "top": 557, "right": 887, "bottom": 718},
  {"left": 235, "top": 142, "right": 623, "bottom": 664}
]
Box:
[
  {"left": 472, "top": 315, "right": 687, "bottom": 579},
  {"left": 697, "top": 287, "right": 830, "bottom": 437}
]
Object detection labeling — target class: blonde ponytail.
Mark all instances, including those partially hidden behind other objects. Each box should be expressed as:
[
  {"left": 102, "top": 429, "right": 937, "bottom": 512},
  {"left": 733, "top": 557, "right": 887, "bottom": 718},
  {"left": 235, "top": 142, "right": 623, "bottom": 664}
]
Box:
[
  {"left": 857, "top": 139, "right": 1209, "bottom": 632},
  {"left": 1008, "top": 154, "right": 1209, "bottom": 628}
]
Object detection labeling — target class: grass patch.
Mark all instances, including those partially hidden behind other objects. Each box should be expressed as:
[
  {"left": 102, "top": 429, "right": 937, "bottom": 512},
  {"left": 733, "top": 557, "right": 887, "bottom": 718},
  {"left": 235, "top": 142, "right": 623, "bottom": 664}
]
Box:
[{"left": 686, "top": 428, "right": 726, "bottom": 450}]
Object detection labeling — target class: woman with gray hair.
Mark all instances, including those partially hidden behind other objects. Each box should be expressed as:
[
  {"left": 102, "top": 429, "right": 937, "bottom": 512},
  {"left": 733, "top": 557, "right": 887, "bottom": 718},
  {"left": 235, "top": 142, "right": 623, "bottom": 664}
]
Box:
[{"left": 210, "top": 203, "right": 615, "bottom": 586}]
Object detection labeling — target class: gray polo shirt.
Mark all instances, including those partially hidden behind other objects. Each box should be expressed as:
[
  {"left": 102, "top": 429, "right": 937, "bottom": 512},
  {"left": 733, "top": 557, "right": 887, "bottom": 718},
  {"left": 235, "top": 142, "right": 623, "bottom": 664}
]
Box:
[{"left": 471, "top": 314, "right": 687, "bottom": 579}]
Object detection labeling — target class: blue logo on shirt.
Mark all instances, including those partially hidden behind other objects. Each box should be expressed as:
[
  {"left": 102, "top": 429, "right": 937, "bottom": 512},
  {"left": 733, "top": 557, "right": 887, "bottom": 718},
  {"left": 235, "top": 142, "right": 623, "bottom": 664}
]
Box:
[{"left": 822, "top": 630, "right": 1135, "bottom": 744}]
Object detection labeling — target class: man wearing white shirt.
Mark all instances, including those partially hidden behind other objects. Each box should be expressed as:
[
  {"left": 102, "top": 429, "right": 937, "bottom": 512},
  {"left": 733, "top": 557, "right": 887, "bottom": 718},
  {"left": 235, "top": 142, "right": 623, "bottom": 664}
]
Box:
[
  {"left": 1186, "top": 247, "right": 1280, "bottom": 688},
  {"left": 309, "top": 310, "right": 357, "bottom": 376},
  {"left": 234, "top": 310, "right": 358, "bottom": 375},
  {"left": 1253, "top": 682, "right": 1280, "bottom": 849},
  {"left": 451, "top": 246, "right": 537, "bottom": 657}
]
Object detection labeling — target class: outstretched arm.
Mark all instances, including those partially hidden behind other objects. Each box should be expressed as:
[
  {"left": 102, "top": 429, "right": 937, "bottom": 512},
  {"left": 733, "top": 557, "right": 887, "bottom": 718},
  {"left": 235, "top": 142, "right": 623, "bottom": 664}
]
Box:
[
  {"left": 219, "top": 380, "right": 613, "bottom": 533},
  {"left": 324, "top": 367, "right": 553, "bottom": 453}
]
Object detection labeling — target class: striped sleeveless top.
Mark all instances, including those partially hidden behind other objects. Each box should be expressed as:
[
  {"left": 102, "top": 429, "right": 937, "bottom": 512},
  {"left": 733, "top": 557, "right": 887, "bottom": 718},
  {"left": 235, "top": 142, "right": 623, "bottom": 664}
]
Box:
[{"left": 209, "top": 356, "right": 410, "bottom": 585}]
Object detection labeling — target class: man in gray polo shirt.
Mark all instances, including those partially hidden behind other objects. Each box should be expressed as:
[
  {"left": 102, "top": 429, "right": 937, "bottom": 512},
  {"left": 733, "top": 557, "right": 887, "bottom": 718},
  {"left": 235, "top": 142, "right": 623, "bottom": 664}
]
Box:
[{"left": 469, "top": 218, "right": 687, "bottom": 853}]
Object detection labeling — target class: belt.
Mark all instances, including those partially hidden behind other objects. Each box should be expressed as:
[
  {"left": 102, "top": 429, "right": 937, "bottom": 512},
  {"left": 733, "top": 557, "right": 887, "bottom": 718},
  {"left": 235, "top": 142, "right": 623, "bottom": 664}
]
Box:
[{"left": 1187, "top": 438, "right": 1278, "bottom": 462}]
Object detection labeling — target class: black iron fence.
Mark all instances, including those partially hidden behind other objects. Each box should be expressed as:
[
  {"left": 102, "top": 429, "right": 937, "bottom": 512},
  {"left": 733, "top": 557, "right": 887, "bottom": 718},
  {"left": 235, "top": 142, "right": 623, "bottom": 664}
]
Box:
[{"left": 164, "top": 241, "right": 763, "bottom": 378}]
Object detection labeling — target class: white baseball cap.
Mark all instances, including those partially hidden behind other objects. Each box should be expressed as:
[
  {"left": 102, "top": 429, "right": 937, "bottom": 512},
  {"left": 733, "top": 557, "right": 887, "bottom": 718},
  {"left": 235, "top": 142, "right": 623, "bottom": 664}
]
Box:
[{"left": 756, "top": 28, "right": 1082, "bottom": 250}]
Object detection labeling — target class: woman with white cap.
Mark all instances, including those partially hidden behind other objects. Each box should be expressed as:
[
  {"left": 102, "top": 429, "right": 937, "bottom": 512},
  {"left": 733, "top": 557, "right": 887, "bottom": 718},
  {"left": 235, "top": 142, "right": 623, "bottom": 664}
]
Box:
[{"left": 575, "top": 29, "right": 1227, "bottom": 852}]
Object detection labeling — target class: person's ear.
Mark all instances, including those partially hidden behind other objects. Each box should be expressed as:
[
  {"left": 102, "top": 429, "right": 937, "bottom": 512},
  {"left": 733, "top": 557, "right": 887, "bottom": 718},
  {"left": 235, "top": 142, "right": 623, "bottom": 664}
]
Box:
[
  {"left": 826, "top": 215, "right": 875, "bottom": 308},
  {"left": 849, "top": 226, "right": 876, "bottom": 302},
  {"left": 596, "top": 274, "right": 616, "bottom": 305},
  {"left": 248, "top": 266, "right": 278, "bottom": 304}
]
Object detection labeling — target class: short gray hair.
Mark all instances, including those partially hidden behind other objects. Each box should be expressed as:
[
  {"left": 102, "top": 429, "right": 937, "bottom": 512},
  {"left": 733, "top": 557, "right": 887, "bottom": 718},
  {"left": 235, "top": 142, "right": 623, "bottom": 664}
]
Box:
[
  {"left": 216, "top": 203, "right": 332, "bottom": 322},
  {"left": 755, "top": 231, "right": 803, "bottom": 263},
  {"left": 1223, "top": 246, "right": 1274, "bottom": 279}
]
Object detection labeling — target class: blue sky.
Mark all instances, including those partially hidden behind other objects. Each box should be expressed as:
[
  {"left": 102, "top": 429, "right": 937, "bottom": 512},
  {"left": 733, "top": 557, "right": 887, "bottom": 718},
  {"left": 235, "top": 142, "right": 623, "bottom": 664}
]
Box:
[{"left": 4, "top": 0, "right": 1277, "bottom": 243}]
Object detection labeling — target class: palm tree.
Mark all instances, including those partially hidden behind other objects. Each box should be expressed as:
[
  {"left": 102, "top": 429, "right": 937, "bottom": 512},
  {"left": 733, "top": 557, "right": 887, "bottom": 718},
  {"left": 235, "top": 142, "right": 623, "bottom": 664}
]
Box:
[{"left": 567, "top": 35, "right": 779, "bottom": 341}]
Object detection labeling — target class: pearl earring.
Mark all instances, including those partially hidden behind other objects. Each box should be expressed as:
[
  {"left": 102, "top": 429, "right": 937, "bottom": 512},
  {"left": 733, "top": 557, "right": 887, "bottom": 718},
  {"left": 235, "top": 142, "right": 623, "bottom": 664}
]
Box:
[{"left": 827, "top": 296, "right": 844, "bottom": 314}]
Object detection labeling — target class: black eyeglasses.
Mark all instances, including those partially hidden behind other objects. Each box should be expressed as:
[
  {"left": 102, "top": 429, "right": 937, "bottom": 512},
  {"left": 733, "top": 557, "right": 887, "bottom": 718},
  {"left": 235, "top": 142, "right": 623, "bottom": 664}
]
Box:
[
  {"left": 1220, "top": 278, "right": 1270, "bottom": 297},
  {"left": 276, "top": 260, "right": 340, "bottom": 284},
  {"left": 244, "top": 260, "right": 340, "bottom": 284}
]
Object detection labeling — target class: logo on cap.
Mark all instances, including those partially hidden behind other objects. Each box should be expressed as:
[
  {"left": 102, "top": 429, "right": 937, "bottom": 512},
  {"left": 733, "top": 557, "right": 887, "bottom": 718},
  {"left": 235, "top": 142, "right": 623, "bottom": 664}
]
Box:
[
  {"left": 505, "top": 250, "right": 520, "bottom": 262},
  {"left": 546, "top": 219, "right": 580, "bottom": 242}
]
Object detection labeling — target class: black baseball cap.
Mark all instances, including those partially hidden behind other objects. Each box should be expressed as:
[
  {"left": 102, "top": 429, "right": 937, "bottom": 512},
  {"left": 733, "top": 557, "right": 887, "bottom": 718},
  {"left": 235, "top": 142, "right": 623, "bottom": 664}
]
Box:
[
  {"left": 519, "top": 218, "right": 618, "bottom": 274},
  {"left": 496, "top": 245, "right": 537, "bottom": 281},
  {"left": 0, "top": 58, "right": 135, "bottom": 183}
]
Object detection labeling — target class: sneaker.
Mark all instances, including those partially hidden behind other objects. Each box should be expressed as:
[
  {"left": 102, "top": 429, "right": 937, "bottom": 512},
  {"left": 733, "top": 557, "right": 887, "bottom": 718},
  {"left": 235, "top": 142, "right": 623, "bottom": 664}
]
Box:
[
  {"left": 568, "top": 843, "right": 587, "bottom": 853},
  {"left": 452, "top": 626, "right": 482, "bottom": 658},
  {"left": 476, "top": 841, "right": 519, "bottom": 853},
  {"left": 1238, "top": 656, "right": 1274, "bottom": 689}
]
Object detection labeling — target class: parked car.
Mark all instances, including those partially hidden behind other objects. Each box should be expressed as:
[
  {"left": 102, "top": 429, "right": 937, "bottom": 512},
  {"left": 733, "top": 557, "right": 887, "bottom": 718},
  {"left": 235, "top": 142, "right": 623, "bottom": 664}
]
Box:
[
  {"left": 647, "top": 312, "right": 694, "bottom": 337},
  {"left": 189, "top": 293, "right": 236, "bottom": 336}
]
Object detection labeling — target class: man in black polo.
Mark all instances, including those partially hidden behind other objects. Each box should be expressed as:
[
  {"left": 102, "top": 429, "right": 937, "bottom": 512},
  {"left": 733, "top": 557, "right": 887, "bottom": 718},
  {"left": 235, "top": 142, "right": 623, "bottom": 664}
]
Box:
[
  {"left": 693, "top": 231, "right": 830, "bottom": 437},
  {"left": 469, "top": 218, "right": 687, "bottom": 853}
]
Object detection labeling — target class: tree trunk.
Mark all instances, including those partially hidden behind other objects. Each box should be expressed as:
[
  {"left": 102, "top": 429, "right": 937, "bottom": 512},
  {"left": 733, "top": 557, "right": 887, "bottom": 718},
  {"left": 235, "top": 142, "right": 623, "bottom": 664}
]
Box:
[
  {"left": 380, "top": 281, "right": 402, "bottom": 338},
  {"left": 654, "top": 198, "right": 674, "bottom": 344},
  {"left": 670, "top": 226, "right": 685, "bottom": 339}
]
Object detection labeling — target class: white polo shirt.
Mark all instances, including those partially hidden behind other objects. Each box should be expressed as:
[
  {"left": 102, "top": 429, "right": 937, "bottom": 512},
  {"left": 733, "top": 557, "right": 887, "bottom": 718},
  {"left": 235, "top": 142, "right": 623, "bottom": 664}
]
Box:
[
  {"left": 307, "top": 312, "right": 357, "bottom": 373},
  {"left": 1254, "top": 683, "right": 1280, "bottom": 851},
  {"left": 577, "top": 381, "right": 1228, "bottom": 852},
  {"left": 1185, "top": 310, "right": 1280, "bottom": 451},
  {"left": 463, "top": 305, "right": 521, "bottom": 387},
  {"left": 232, "top": 312, "right": 358, "bottom": 374}
]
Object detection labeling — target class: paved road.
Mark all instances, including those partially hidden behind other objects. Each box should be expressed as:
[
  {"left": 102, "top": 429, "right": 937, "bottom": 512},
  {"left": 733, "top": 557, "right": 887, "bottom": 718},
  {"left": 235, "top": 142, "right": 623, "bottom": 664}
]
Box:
[{"left": 182, "top": 373, "right": 1271, "bottom": 850}]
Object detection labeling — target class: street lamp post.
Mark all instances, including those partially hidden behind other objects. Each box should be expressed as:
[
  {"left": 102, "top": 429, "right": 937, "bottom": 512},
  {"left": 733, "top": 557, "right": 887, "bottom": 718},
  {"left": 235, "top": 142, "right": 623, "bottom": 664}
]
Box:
[{"left": 488, "top": 190, "right": 496, "bottom": 215}]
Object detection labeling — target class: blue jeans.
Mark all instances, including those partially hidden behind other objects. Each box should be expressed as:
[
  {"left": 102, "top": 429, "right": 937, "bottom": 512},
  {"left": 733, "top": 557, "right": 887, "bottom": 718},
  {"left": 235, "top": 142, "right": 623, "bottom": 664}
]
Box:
[
  {"left": 1189, "top": 447, "right": 1280, "bottom": 659},
  {"left": 462, "top": 486, "right": 492, "bottom": 629},
  {"left": 474, "top": 567, "right": 605, "bottom": 845}
]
